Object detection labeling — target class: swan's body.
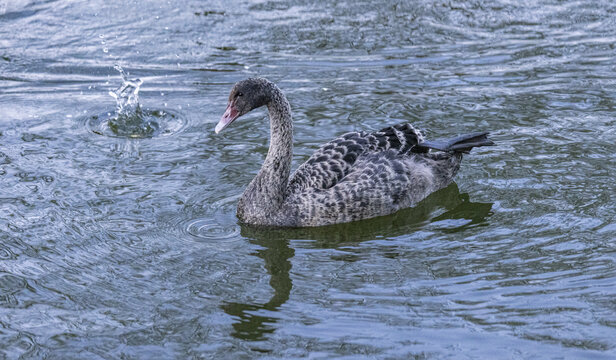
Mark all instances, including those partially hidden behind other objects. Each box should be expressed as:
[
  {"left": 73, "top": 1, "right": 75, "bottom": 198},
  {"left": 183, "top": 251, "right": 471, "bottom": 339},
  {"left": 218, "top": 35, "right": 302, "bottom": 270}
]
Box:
[{"left": 216, "top": 78, "right": 493, "bottom": 227}]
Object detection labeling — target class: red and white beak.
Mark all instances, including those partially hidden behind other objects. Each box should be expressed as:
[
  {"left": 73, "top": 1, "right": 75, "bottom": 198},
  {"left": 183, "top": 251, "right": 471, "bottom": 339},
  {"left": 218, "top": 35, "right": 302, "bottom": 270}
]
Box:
[{"left": 215, "top": 101, "right": 240, "bottom": 134}]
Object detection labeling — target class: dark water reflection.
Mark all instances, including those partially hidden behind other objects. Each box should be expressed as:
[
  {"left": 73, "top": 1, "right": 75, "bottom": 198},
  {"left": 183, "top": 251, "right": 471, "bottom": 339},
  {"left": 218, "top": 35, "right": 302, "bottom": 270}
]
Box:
[
  {"left": 221, "top": 236, "right": 293, "bottom": 342},
  {"left": 1, "top": 0, "right": 616, "bottom": 358}
]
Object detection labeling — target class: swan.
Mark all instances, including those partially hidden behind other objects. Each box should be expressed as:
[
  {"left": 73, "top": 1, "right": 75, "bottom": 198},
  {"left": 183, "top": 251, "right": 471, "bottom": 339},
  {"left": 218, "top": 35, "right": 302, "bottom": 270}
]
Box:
[{"left": 215, "top": 78, "right": 494, "bottom": 227}]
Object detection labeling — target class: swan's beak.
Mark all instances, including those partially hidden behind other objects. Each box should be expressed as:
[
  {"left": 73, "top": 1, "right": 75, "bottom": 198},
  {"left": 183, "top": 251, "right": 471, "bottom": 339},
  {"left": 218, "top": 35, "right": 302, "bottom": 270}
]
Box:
[{"left": 215, "top": 101, "right": 240, "bottom": 134}]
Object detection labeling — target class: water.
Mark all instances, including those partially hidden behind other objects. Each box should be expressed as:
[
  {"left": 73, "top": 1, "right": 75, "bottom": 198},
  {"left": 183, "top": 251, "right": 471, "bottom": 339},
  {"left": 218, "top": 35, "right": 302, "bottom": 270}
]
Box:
[{"left": 1, "top": 0, "right": 615, "bottom": 358}]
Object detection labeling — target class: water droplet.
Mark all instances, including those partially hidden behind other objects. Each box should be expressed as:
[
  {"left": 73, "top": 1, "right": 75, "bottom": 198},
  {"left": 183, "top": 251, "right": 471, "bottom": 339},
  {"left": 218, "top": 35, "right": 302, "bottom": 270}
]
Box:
[
  {"left": 99, "top": 34, "right": 105, "bottom": 38},
  {"left": 103, "top": 48, "right": 108, "bottom": 53}
]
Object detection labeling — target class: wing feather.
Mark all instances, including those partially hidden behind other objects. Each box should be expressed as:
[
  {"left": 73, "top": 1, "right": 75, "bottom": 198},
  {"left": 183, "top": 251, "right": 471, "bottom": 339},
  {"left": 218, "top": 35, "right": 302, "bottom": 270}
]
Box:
[{"left": 287, "top": 123, "right": 425, "bottom": 194}]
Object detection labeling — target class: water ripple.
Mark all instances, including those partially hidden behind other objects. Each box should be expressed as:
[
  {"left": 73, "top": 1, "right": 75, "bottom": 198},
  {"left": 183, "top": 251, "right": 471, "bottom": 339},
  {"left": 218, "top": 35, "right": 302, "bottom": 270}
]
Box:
[
  {"left": 1, "top": 0, "right": 616, "bottom": 358},
  {"left": 183, "top": 218, "right": 240, "bottom": 242},
  {"left": 84, "top": 108, "right": 186, "bottom": 138}
]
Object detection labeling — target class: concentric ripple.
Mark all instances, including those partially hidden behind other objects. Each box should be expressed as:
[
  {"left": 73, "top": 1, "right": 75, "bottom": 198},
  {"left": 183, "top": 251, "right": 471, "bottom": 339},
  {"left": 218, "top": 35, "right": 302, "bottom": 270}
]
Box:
[
  {"left": 85, "top": 108, "right": 186, "bottom": 138},
  {"left": 183, "top": 218, "right": 240, "bottom": 242},
  {"left": 158, "top": 195, "right": 242, "bottom": 243}
]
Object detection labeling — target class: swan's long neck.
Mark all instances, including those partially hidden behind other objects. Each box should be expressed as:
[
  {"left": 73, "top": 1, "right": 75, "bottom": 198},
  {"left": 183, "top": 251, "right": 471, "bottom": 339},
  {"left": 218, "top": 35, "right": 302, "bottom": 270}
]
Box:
[
  {"left": 261, "top": 92, "right": 293, "bottom": 197},
  {"left": 238, "top": 85, "right": 293, "bottom": 223}
]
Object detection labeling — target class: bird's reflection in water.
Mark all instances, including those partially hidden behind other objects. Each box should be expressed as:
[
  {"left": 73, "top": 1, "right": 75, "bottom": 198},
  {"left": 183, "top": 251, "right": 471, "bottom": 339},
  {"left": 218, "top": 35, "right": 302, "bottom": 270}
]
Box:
[
  {"left": 221, "top": 183, "right": 493, "bottom": 341},
  {"left": 221, "top": 235, "right": 294, "bottom": 342}
]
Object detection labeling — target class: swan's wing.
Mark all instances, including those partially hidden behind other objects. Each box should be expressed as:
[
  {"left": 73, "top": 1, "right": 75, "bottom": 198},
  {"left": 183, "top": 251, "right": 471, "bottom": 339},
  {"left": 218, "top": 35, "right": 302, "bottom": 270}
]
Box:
[
  {"left": 284, "top": 149, "right": 458, "bottom": 226},
  {"left": 287, "top": 123, "right": 425, "bottom": 193},
  {"left": 287, "top": 131, "right": 369, "bottom": 193}
]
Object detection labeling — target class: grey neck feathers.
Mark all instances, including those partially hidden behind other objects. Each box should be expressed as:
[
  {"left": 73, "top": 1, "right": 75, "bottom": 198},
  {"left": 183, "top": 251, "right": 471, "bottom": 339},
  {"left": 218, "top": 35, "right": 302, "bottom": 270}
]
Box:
[{"left": 239, "top": 83, "right": 293, "bottom": 221}]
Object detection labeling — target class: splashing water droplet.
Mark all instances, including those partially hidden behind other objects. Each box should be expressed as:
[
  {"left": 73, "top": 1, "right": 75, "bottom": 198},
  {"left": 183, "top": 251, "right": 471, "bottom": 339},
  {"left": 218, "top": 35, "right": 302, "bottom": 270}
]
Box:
[
  {"left": 106, "top": 65, "right": 158, "bottom": 137},
  {"left": 108, "top": 65, "right": 143, "bottom": 116}
]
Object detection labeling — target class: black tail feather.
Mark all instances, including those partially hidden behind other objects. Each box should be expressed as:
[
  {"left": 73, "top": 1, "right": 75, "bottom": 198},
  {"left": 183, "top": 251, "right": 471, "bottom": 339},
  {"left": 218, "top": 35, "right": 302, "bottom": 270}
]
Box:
[{"left": 417, "top": 132, "right": 495, "bottom": 153}]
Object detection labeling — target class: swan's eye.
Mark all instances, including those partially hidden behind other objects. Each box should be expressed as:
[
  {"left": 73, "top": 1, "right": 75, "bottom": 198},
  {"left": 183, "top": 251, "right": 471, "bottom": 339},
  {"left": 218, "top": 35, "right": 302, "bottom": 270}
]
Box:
[{"left": 237, "top": 92, "right": 243, "bottom": 97}]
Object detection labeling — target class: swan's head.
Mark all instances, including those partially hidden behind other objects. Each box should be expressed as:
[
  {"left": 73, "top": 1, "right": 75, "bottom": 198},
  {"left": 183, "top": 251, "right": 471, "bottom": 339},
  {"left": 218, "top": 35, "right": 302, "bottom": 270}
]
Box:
[{"left": 215, "top": 78, "right": 271, "bottom": 133}]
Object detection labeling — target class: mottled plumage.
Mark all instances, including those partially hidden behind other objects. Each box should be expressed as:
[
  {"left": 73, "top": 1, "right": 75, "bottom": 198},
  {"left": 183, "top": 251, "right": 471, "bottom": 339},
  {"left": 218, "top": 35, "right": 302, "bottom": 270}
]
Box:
[{"left": 216, "top": 78, "right": 494, "bottom": 227}]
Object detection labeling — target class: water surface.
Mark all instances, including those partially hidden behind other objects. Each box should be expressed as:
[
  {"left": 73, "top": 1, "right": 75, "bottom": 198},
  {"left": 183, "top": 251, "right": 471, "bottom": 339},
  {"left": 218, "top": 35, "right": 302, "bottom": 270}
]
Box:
[{"left": 1, "top": 0, "right": 615, "bottom": 358}]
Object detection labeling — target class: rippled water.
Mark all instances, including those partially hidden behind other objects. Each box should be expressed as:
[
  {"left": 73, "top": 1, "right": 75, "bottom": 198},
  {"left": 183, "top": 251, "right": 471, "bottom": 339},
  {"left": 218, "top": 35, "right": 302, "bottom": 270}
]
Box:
[{"left": 1, "top": 0, "right": 615, "bottom": 358}]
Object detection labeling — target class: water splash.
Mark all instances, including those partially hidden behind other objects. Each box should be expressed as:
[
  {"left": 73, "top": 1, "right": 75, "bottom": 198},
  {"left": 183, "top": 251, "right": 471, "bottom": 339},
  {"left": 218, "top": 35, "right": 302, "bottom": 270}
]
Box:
[
  {"left": 109, "top": 65, "right": 142, "bottom": 115},
  {"left": 107, "top": 65, "right": 159, "bottom": 138},
  {"left": 84, "top": 65, "right": 186, "bottom": 139}
]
